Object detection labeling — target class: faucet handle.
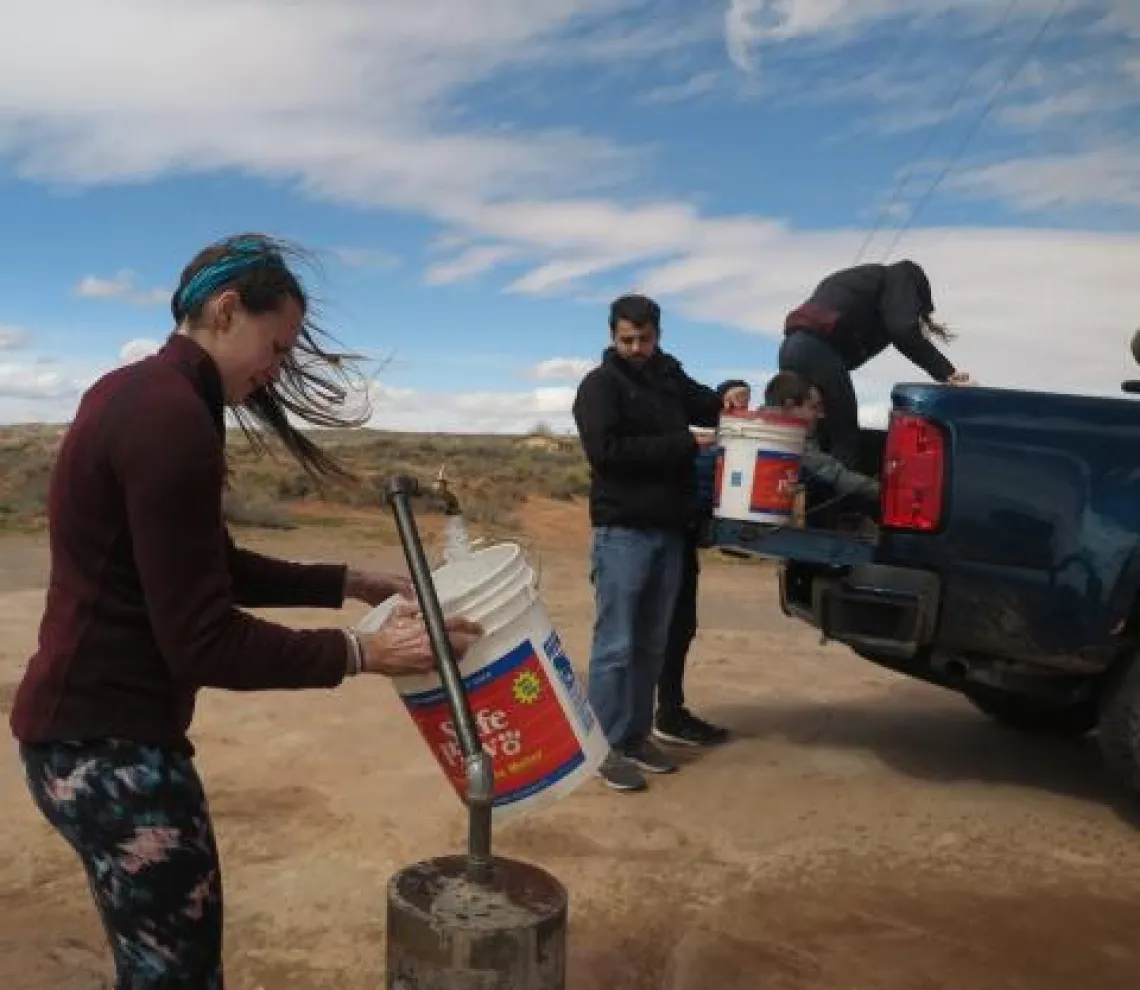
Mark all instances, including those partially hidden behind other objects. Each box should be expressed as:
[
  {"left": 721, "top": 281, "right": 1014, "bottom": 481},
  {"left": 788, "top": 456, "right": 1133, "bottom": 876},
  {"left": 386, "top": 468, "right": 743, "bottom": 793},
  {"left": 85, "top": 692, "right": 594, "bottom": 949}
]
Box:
[{"left": 432, "top": 463, "right": 461, "bottom": 515}]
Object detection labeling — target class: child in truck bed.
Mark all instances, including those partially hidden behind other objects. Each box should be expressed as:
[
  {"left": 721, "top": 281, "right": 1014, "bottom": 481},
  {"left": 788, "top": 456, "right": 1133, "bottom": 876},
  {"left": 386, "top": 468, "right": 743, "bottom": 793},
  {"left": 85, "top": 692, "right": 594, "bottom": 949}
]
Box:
[{"left": 763, "top": 370, "right": 880, "bottom": 508}]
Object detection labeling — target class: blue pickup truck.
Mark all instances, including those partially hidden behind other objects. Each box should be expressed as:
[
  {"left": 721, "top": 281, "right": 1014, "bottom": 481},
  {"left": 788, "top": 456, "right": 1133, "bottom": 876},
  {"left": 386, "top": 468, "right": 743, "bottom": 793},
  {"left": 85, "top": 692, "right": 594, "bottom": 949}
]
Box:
[{"left": 711, "top": 374, "right": 1140, "bottom": 799}]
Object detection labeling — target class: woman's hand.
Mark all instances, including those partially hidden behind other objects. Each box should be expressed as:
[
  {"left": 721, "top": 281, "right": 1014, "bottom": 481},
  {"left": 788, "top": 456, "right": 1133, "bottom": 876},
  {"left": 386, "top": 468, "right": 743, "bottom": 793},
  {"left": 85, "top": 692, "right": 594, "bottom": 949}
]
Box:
[
  {"left": 344, "top": 567, "right": 414, "bottom": 606},
  {"left": 358, "top": 601, "right": 484, "bottom": 677}
]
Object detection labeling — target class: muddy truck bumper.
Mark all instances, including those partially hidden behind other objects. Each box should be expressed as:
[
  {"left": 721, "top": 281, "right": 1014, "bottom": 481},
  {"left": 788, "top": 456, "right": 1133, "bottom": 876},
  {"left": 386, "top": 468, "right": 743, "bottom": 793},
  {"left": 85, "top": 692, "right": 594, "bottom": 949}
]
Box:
[{"left": 779, "top": 561, "right": 941, "bottom": 661}]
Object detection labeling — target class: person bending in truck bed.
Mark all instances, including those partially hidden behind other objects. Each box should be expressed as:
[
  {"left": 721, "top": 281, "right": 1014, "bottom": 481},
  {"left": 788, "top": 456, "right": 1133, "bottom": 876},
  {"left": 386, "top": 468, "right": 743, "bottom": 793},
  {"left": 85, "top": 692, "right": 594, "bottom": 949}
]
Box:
[
  {"left": 8, "top": 233, "right": 483, "bottom": 989},
  {"left": 764, "top": 370, "right": 880, "bottom": 509},
  {"left": 779, "top": 260, "right": 970, "bottom": 468},
  {"left": 573, "top": 294, "right": 749, "bottom": 792}
]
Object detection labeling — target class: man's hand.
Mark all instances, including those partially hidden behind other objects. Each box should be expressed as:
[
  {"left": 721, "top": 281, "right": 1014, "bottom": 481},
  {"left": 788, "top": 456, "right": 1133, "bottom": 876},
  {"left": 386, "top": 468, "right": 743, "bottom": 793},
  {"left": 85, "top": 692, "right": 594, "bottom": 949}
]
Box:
[
  {"left": 691, "top": 427, "right": 718, "bottom": 449},
  {"left": 947, "top": 371, "right": 972, "bottom": 386},
  {"left": 344, "top": 568, "right": 414, "bottom": 606},
  {"left": 721, "top": 385, "right": 750, "bottom": 411}
]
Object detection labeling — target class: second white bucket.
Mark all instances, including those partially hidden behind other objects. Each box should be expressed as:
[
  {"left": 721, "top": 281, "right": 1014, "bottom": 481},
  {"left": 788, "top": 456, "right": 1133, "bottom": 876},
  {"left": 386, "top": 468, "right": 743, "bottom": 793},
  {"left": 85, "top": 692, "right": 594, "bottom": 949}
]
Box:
[
  {"left": 713, "top": 411, "right": 808, "bottom": 526},
  {"left": 356, "top": 543, "right": 607, "bottom": 824}
]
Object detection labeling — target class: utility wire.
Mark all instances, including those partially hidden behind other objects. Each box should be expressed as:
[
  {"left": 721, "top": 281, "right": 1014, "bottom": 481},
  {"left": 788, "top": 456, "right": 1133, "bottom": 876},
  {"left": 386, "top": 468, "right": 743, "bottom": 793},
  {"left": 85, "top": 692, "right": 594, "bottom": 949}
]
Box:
[
  {"left": 853, "top": 0, "right": 1024, "bottom": 265},
  {"left": 879, "top": 0, "right": 1068, "bottom": 261}
]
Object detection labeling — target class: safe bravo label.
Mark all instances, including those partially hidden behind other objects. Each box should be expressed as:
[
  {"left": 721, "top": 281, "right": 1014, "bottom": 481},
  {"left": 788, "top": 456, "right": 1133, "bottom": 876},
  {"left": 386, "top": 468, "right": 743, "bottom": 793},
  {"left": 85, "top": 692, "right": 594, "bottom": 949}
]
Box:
[{"left": 399, "top": 639, "right": 586, "bottom": 808}]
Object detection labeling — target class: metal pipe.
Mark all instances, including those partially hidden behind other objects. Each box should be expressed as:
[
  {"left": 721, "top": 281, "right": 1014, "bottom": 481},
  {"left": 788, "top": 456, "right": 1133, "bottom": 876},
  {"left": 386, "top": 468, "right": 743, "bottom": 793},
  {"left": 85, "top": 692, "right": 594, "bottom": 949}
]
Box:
[{"left": 383, "top": 475, "right": 494, "bottom": 883}]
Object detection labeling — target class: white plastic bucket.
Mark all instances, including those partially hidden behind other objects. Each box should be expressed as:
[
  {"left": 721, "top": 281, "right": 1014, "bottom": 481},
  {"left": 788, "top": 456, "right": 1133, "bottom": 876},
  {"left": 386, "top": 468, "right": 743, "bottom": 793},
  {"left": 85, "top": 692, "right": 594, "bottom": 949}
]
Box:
[
  {"left": 356, "top": 544, "right": 607, "bottom": 823},
  {"left": 713, "top": 412, "right": 808, "bottom": 525},
  {"left": 427, "top": 544, "right": 524, "bottom": 614}
]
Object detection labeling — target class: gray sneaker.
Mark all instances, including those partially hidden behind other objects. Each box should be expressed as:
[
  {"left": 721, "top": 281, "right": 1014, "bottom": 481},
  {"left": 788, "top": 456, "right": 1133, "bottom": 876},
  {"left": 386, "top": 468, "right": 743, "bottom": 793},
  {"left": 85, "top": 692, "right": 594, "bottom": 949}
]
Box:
[
  {"left": 622, "top": 739, "right": 678, "bottom": 774},
  {"left": 597, "top": 751, "right": 647, "bottom": 792}
]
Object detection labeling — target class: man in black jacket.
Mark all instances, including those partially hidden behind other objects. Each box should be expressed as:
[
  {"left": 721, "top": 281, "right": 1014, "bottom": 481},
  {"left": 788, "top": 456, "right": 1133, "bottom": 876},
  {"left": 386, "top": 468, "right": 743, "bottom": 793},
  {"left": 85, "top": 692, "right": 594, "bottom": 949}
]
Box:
[
  {"left": 572, "top": 294, "right": 748, "bottom": 792},
  {"left": 779, "top": 260, "right": 970, "bottom": 467}
]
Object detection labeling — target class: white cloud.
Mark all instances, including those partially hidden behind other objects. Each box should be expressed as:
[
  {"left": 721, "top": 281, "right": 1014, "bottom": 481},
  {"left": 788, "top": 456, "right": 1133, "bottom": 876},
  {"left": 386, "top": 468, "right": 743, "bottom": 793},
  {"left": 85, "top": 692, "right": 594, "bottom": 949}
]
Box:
[
  {"left": 424, "top": 246, "right": 518, "bottom": 285},
  {"left": 639, "top": 69, "right": 725, "bottom": 105},
  {"left": 0, "top": 0, "right": 1137, "bottom": 433},
  {"left": 724, "top": 0, "right": 1098, "bottom": 62},
  {"left": 0, "top": 329, "right": 95, "bottom": 419},
  {"left": 528, "top": 357, "right": 596, "bottom": 380},
  {"left": 0, "top": 1, "right": 1130, "bottom": 228},
  {"left": 948, "top": 146, "right": 1140, "bottom": 211},
  {"left": 0, "top": 363, "right": 85, "bottom": 402},
  {"left": 0, "top": 1, "right": 641, "bottom": 217},
  {"left": 76, "top": 271, "right": 168, "bottom": 307},
  {"left": 430, "top": 196, "right": 1140, "bottom": 402},
  {"left": 857, "top": 400, "right": 891, "bottom": 429},
  {"left": 330, "top": 248, "right": 402, "bottom": 271},
  {"left": 722, "top": 1, "right": 1139, "bottom": 221},
  {"left": 119, "top": 338, "right": 162, "bottom": 364},
  {"left": 368, "top": 382, "right": 578, "bottom": 433},
  {"left": 0, "top": 325, "right": 31, "bottom": 350}
]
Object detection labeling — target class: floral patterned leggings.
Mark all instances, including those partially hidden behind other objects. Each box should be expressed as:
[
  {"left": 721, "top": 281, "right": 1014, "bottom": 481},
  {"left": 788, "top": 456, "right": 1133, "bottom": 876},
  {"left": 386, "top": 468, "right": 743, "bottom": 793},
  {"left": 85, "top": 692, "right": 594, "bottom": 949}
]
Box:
[{"left": 20, "top": 739, "right": 224, "bottom": 989}]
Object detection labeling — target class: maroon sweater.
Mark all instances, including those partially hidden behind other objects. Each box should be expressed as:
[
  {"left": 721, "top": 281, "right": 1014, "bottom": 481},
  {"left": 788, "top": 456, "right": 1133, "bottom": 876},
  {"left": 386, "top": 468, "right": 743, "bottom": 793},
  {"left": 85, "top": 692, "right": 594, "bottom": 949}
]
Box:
[{"left": 9, "top": 333, "right": 350, "bottom": 752}]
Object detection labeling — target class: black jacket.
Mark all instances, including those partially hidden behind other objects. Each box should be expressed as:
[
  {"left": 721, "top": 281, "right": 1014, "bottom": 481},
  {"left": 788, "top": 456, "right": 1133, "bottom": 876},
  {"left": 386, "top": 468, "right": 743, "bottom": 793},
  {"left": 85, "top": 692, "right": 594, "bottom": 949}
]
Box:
[
  {"left": 573, "top": 348, "right": 721, "bottom": 530},
  {"left": 786, "top": 261, "right": 955, "bottom": 381}
]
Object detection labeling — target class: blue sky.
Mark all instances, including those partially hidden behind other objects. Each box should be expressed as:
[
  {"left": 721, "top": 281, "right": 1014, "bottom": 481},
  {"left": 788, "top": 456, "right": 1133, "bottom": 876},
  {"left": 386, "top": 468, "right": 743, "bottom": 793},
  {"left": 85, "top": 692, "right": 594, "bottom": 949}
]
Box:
[{"left": 0, "top": 0, "right": 1138, "bottom": 431}]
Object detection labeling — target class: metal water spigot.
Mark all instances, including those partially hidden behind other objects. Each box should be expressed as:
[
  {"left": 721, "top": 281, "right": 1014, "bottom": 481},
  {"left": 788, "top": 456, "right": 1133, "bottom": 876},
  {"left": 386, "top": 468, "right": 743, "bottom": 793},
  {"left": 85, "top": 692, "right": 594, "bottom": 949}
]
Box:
[
  {"left": 383, "top": 475, "right": 493, "bottom": 884},
  {"left": 433, "top": 463, "right": 462, "bottom": 516}
]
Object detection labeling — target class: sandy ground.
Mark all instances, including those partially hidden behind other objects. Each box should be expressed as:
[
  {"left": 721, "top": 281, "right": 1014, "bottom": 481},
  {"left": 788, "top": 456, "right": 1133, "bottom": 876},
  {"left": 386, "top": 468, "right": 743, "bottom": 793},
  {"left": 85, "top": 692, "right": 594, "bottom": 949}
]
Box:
[{"left": 2, "top": 502, "right": 1139, "bottom": 989}]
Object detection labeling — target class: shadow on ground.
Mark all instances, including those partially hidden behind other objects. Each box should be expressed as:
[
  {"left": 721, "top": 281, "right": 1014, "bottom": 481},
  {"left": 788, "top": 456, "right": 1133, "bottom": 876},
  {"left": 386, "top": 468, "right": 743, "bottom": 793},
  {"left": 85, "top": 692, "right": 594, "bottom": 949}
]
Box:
[{"left": 711, "top": 691, "right": 1140, "bottom": 827}]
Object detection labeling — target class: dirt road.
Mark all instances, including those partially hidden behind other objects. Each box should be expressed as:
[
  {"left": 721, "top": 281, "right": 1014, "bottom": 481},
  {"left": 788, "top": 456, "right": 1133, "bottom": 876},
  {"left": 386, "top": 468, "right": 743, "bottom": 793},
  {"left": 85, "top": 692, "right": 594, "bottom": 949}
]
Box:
[{"left": 2, "top": 506, "right": 1138, "bottom": 989}]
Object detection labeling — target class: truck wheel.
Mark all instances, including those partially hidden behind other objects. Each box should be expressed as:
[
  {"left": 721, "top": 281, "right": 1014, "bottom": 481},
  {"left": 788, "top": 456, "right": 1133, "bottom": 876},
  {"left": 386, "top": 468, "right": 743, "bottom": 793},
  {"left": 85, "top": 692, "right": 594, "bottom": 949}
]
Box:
[
  {"left": 966, "top": 689, "right": 1098, "bottom": 738},
  {"left": 1097, "top": 656, "right": 1140, "bottom": 796}
]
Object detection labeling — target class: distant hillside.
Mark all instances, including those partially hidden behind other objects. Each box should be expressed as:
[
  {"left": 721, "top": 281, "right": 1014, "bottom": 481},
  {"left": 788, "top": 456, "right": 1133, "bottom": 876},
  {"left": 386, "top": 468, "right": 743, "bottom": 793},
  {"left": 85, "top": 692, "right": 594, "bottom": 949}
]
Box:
[{"left": 0, "top": 424, "right": 590, "bottom": 533}]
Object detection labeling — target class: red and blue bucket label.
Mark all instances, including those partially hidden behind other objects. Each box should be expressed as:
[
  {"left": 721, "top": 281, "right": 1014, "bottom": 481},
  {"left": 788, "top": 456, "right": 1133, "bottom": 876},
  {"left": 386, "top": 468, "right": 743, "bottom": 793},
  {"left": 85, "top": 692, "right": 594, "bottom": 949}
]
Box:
[
  {"left": 714, "top": 448, "right": 799, "bottom": 515},
  {"left": 542, "top": 629, "right": 596, "bottom": 735},
  {"left": 400, "top": 639, "right": 586, "bottom": 808},
  {"left": 749, "top": 450, "right": 799, "bottom": 515}
]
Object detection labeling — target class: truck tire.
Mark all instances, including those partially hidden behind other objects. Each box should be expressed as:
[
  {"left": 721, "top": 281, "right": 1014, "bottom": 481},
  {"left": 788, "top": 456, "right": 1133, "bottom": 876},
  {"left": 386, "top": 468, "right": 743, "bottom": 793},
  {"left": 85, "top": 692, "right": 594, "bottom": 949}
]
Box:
[
  {"left": 1097, "top": 656, "right": 1140, "bottom": 796},
  {"left": 966, "top": 689, "right": 1098, "bottom": 738}
]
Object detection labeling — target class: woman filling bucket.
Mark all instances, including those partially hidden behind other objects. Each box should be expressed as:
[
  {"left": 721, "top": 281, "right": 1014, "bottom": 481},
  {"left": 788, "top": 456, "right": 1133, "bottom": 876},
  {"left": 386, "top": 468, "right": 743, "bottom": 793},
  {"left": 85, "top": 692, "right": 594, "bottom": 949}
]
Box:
[{"left": 7, "top": 233, "right": 483, "bottom": 988}]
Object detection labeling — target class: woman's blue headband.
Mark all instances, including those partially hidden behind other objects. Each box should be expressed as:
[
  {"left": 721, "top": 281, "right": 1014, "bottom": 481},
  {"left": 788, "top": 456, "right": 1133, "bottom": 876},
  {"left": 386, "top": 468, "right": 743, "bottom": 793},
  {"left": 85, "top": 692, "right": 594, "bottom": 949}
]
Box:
[{"left": 173, "top": 238, "right": 289, "bottom": 320}]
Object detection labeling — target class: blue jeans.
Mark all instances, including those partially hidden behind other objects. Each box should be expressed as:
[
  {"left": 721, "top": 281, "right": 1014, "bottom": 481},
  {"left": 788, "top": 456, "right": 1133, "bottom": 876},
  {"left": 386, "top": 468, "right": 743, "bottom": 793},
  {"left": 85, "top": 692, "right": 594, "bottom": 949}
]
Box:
[{"left": 587, "top": 526, "right": 686, "bottom": 748}]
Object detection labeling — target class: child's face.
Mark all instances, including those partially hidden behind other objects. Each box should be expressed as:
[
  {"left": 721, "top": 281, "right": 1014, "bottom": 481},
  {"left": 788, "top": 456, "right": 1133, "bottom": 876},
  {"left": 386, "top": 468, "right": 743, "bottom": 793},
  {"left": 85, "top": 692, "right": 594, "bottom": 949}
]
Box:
[{"left": 786, "top": 389, "right": 825, "bottom": 430}]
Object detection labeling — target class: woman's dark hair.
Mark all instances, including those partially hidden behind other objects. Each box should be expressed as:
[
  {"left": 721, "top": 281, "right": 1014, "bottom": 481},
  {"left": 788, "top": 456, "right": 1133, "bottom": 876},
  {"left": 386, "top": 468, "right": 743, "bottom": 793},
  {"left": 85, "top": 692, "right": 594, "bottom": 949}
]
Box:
[
  {"left": 893, "top": 259, "right": 956, "bottom": 344},
  {"left": 922, "top": 315, "right": 956, "bottom": 344},
  {"left": 172, "top": 233, "right": 369, "bottom": 481}
]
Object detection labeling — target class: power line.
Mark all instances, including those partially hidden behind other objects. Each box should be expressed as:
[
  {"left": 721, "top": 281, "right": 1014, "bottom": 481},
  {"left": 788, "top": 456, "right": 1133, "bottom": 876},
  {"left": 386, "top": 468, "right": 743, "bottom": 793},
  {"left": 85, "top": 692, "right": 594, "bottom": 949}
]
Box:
[
  {"left": 879, "top": 0, "right": 1068, "bottom": 261},
  {"left": 853, "top": 0, "right": 1023, "bottom": 265}
]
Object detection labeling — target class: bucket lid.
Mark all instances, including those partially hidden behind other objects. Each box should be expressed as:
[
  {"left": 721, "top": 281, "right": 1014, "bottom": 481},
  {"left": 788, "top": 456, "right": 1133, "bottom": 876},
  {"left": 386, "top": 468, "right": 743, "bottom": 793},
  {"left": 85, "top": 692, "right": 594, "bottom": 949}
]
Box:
[
  {"left": 356, "top": 542, "right": 526, "bottom": 635},
  {"left": 719, "top": 411, "right": 808, "bottom": 442},
  {"left": 460, "top": 565, "right": 536, "bottom": 621},
  {"left": 721, "top": 410, "right": 806, "bottom": 429},
  {"left": 430, "top": 543, "right": 523, "bottom": 607}
]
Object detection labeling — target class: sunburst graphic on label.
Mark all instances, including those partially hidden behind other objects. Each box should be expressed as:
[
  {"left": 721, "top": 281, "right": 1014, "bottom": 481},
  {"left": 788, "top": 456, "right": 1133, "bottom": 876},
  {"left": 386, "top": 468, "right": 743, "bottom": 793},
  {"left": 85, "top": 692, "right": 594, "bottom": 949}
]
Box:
[{"left": 512, "top": 670, "right": 543, "bottom": 705}]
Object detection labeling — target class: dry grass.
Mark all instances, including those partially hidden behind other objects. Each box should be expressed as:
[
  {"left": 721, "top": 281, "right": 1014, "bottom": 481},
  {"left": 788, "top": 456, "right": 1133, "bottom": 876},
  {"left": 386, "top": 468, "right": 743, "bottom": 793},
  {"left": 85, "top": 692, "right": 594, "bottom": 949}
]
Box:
[{"left": 0, "top": 424, "right": 590, "bottom": 532}]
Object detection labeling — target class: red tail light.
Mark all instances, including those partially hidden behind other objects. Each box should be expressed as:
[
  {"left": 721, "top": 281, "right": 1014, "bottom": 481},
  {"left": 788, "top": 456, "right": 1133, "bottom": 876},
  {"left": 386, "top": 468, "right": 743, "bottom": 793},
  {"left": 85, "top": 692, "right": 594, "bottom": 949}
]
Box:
[{"left": 882, "top": 412, "right": 945, "bottom": 531}]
